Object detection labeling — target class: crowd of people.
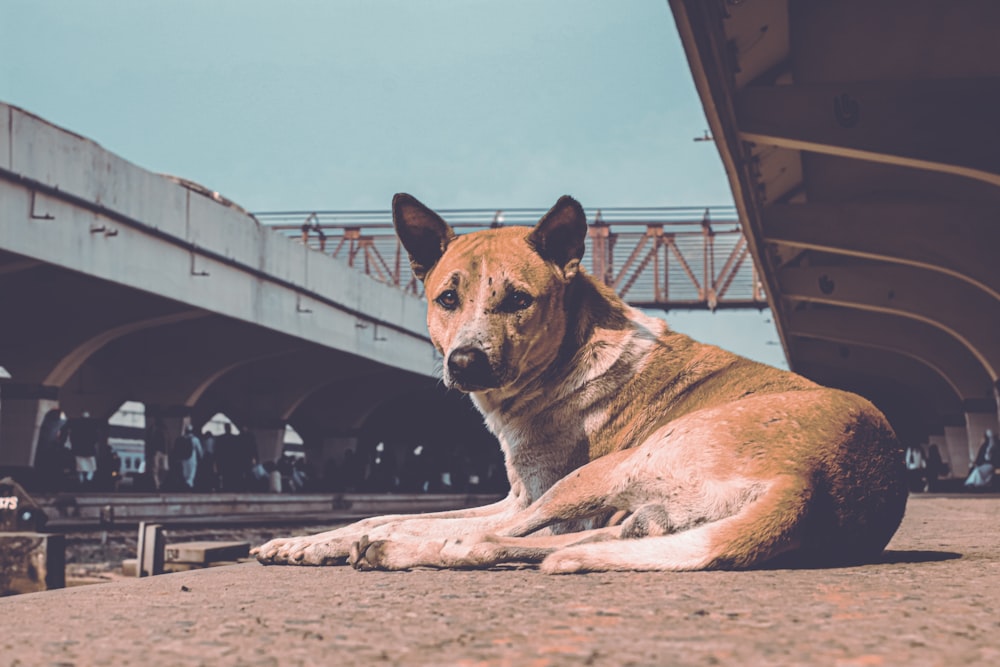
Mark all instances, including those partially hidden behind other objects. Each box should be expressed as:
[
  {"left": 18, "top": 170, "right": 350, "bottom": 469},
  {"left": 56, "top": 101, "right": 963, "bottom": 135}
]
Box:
[
  {"left": 903, "top": 429, "right": 1000, "bottom": 493},
  {"left": 319, "top": 442, "right": 508, "bottom": 495},
  {"left": 33, "top": 410, "right": 122, "bottom": 493},
  {"left": 34, "top": 408, "right": 998, "bottom": 497},
  {"left": 28, "top": 408, "right": 508, "bottom": 496},
  {"left": 143, "top": 420, "right": 269, "bottom": 493},
  {"left": 904, "top": 441, "right": 949, "bottom": 492}
]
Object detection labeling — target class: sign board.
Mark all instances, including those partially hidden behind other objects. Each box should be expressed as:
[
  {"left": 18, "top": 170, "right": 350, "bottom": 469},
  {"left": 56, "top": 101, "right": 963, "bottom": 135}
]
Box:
[{"left": 0, "top": 477, "right": 48, "bottom": 532}]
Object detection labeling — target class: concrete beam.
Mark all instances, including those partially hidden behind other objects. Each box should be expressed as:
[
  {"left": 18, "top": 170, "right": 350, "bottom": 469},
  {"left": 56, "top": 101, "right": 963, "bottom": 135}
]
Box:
[
  {"left": 736, "top": 78, "right": 1000, "bottom": 187},
  {"left": 789, "top": 338, "right": 962, "bottom": 418},
  {"left": 762, "top": 200, "right": 1000, "bottom": 301},
  {"left": 785, "top": 308, "right": 993, "bottom": 403},
  {"left": 0, "top": 257, "right": 42, "bottom": 276},
  {"left": 779, "top": 264, "right": 1000, "bottom": 378},
  {"left": 44, "top": 311, "right": 210, "bottom": 387},
  {"left": 62, "top": 317, "right": 305, "bottom": 410},
  {"left": 289, "top": 371, "right": 439, "bottom": 435},
  {"left": 0, "top": 264, "right": 204, "bottom": 385},
  {"left": 191, "top": 349, "right": 414, "bottom": 429},
  {"left": 0, "top": 389, "right": 59, "bottom": 467}
]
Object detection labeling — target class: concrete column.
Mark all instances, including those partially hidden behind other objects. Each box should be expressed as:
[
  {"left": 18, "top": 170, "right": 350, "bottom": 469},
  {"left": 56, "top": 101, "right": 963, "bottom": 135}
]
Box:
[
  {"left": 160, "top": 416, "right": 189, "bottom": 450},
  {"left": 316, "top": 435, "right": 361, "bottom": 486},
  {"left": 144, "top": 405, "right": 190, "bottom": 490},
  {"left": 943, "top": 425, "right": 970, "bottom": 476},
  {"left": 0, "top": 384, "right": 59, "bottom": 467},
  {"left": 319, "top": 435, "right": 359, "bottom": 465},
  {"left": 250, "top": 427, "right": 285, "bottom": 466}
]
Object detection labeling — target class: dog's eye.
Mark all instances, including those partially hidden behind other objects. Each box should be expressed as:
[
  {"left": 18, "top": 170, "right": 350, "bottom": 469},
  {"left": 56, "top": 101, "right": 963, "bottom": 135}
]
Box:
[
  {"left": 435, "top": 289, "right": 460, "bottom": 310},
  {"left": 501, "top": 290, "right": 534, "bottom": 312}
]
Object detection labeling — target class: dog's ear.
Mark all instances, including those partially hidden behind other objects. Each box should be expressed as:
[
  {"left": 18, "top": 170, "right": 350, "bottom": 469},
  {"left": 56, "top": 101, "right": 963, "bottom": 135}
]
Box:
[
  {"left": 528, "top": 195, "right": 587, "bottom": 280},
  {"left": 392, "top": 193, "right": 456, "bottom": 281}
]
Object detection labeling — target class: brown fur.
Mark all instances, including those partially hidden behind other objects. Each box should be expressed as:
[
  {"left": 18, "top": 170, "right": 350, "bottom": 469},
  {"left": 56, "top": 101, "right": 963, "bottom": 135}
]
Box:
[{"left": 253, "top": 194, "right": 907, "bottom": 572}]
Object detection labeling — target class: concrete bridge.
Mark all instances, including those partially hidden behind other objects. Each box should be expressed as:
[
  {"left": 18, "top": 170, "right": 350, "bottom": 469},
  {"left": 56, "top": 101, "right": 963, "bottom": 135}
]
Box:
[
  {"left": 670, "top": 0, "right": 1000, "bottom": 476},
  {"left": 0, "top": 101, "right": 496, "bottom": 474}
]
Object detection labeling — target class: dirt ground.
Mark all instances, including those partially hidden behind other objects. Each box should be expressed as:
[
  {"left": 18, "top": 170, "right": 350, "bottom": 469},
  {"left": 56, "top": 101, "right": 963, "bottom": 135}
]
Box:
[{"left": 3, "top": 494, "right": 999, "bottom": 667}]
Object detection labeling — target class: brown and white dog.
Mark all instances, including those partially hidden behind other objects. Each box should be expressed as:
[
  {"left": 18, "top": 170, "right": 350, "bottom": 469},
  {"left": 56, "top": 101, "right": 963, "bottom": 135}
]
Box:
[{"left": 253, "top": 194, "right": 907, "bottom": 573}]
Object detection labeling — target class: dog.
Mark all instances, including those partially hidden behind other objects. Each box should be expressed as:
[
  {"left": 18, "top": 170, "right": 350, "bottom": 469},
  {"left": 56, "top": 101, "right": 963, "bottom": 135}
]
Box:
[{"left": 253, "top": 194, "right": 907, "bottom": 573}]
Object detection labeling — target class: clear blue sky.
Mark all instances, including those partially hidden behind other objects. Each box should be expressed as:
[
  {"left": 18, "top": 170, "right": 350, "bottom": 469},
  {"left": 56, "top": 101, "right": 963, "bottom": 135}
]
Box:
[{"left": 1, "top": 0, "right": 786, "bottom": 367}]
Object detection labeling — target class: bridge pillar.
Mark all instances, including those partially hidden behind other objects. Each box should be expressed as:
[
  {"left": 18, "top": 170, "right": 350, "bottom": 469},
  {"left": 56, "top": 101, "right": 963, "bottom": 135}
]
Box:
[
  {"left": 317, "top": 435, "right": 361, "bottom": 487},
  {"left": 142, "top": 405, "right": 191, "bottom": 489},
  {"left": 0, "top": 385, "right": 59, "bottom": 467},
  {"left": 943, "top": 425, "right": 970, "bottom": 476},
  {"left": 249, "top": 426, "right": 286, "bottom": 468}
]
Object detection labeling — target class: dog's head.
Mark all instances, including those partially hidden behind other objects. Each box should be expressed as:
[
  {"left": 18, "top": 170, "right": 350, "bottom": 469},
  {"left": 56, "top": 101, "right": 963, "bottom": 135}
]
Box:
[{"left": 393, "top": 193, "right": 587, "bottom": 394}]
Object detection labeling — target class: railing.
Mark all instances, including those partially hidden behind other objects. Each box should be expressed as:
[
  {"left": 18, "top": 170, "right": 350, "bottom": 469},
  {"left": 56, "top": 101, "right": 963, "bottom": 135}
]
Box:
[{"left": 255, "top": 206, "right": 765, "bottom": 310}]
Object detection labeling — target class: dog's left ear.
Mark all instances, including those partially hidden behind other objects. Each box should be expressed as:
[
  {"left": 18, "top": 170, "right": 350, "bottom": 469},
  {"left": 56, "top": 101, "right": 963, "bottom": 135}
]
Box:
[
  {"left": 393, "top": 193, "right": 456, "bottom": 281},
  {"left": 528, "top": 195, "right": 587, "bottom": 280}
]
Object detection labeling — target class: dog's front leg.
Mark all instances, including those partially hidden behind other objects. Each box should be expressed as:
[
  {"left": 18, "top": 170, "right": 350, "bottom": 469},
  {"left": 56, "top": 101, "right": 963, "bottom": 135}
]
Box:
[
  {"left": 254, "top": 495, "right": 518, "bottom": 565},
  {"left": 349, "top": 534, "right": 490, "bottom": 571},
  {"left": 349, "top": 526, "right": 623, "bottom": 571}
]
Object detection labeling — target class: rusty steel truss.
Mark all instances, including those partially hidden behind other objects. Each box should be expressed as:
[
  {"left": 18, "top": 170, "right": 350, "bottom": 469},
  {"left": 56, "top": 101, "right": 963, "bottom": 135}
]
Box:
[{"left": 256, "top": 206, "right": 765, "bottom": 310}]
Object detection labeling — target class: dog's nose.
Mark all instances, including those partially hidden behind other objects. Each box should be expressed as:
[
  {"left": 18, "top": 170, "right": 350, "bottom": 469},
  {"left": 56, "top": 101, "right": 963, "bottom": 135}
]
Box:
[{"left": 447, "top": 346, "right": 496, "bottom": 390}]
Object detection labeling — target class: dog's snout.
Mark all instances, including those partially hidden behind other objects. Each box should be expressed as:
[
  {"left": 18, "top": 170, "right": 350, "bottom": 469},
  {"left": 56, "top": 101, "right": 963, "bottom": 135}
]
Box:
[{"left": 446, "top": 346, "right": 497, "bottom": 391}]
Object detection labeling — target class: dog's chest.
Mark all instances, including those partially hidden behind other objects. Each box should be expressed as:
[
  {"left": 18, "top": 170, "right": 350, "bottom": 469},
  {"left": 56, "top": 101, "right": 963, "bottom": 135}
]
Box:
[{"left": 486, "top": 407, "right": 591, "bottom": 503}]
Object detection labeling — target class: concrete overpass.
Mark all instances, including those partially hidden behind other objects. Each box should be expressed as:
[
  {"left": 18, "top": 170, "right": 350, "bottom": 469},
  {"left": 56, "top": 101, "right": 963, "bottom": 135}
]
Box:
[
  {"left": 669, "top": 0, "right": 1000, "bottom": 473},
  {"left": 0, "top": 101, "right": 494, "bottom": 473}
]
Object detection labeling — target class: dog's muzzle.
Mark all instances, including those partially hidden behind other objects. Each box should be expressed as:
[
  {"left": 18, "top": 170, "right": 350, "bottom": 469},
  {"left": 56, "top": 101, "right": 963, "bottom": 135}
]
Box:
[{"left": 446, "top": 346, "right": 500, "bottom": 391}]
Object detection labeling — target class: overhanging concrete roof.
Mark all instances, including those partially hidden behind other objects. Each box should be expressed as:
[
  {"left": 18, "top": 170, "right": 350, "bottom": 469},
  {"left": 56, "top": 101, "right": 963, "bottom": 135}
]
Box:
[{"left": 668, "top": 0, "right": 1000, "bottom": 445}]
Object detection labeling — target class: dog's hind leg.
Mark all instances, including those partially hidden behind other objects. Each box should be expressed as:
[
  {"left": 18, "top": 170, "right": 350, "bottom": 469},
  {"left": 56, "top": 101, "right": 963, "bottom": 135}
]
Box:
[{"left": 539, "top": 474, "right": 811, "bottom": 573}]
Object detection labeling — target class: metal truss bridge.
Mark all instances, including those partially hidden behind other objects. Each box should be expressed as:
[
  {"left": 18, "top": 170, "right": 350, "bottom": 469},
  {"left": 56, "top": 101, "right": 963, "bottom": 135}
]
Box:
[{"left": 257, "top": 206, "right": 766, "bottom": 311}]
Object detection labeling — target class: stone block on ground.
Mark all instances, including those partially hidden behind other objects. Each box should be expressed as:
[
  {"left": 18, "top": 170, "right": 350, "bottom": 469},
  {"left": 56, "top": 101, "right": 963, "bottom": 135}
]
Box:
[
  {"left": 0, "top": 532, "right": 64, "bottom": 595},
  {"left": 164, "top": 541, "right": 250, "bottom": 565},
  {"left": 163, "top": 560, "right": 244, "bottom": 573},
  {"left": 121, "top": 558, "right": 138, "bottom": 577}
]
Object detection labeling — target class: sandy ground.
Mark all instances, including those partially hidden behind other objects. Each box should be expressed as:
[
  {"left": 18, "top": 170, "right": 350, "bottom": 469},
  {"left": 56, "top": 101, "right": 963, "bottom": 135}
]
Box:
[{"left": 2, "top": 494, "right": 999, "bottom": 666}]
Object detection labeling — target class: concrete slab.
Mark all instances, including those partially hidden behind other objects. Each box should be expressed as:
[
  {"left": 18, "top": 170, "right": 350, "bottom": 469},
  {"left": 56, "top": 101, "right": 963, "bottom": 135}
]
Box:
[
  {"left": 1, "top": 495, "right": 998, "bottom": 666},
  {"left": 164, "top": 541, "right": 250, "bottom": 564}
]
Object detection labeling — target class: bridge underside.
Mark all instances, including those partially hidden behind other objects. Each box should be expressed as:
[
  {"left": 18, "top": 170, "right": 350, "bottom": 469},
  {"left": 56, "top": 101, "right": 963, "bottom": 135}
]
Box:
[
  {"left": 0, "top": 245, "right": 481, "bottom": 468},
  {"left": 0, "top": 100, "right": 504, "bottom": 479},
  {"left": 670, "top": 0, "right": 1000, "bottom": 471}
]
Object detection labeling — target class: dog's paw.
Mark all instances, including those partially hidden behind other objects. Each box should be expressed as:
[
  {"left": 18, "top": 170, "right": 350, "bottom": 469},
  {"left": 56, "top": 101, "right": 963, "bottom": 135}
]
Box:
[
  {"left": 539, "top": 548, "right": 596, "bottom": 575},
  {"left": 254, "top": 536, "right": 349, "bottom": 566},
  {"left": 349, "top": 535, "right": 396, "bottom": 571},
  {"left": 254, "top": 537, "right": 297, "bottom": 565}
]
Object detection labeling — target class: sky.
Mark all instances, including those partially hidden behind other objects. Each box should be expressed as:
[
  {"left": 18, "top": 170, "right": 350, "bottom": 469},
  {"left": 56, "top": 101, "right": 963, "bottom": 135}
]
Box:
[{"left": 1, "top": 0, "right": 786, "bottom": 368}]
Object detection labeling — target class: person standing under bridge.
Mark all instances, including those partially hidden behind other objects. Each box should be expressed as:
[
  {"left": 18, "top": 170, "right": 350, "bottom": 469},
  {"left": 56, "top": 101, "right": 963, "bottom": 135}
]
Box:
[
  {"left": 965, "top": 429, "right": 998, "bottom": 490},
  {"left": 144, "top": 418, "right": 169, "bottom": 491}
]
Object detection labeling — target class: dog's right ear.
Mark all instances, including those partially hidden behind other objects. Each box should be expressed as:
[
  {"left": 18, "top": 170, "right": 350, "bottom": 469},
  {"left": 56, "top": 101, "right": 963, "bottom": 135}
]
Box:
[{"left": 392, "top": 193, "right": 456, "bottom": 281}]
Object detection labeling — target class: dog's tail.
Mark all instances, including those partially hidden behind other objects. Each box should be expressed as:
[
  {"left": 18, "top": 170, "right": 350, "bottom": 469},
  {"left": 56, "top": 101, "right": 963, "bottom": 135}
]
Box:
[{"left": 539, "top": 475, "right": 810, "bottom": 573}]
